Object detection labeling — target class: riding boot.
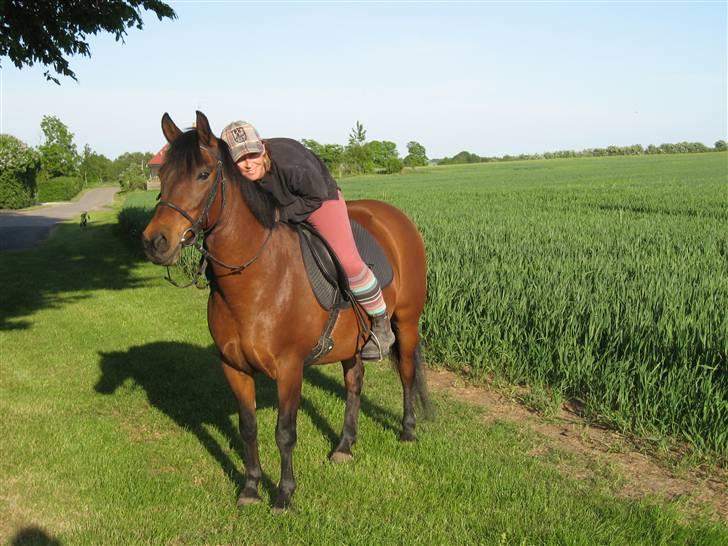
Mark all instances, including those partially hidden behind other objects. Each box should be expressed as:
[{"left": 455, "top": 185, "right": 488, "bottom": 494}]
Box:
[{"left": 360, "top": 314, "right": 396, "bottom": 361}]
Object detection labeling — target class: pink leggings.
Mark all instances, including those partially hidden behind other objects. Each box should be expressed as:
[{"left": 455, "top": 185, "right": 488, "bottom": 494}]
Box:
[{"left": 307, "top": 192, "right": 386, "bottom": 316}]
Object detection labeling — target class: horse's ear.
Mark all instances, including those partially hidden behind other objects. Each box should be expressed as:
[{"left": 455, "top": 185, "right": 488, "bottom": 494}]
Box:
[
  {"left": 161, "top": 113, "right": 182, "bottom": 143},
  {"left": 195, "top": 111, "right": 215, "bottom": 148}
]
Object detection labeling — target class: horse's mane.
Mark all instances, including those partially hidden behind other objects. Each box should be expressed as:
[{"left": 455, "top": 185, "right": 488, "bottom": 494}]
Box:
[{"left": 162, "top": 130, "right": 277, "bottom": 229}]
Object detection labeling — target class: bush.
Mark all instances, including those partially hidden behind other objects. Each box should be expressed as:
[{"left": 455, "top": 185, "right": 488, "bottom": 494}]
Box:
[
  {"left": 383, "top": 157, "right": 403, "bottom": 174},
  {"left": 37, "top": 176, "right": 83, "bottom": 202},
  {"left": 118, "top": 162, "right": 148, "bottom": 192},
  {"left": 0, "top": 134, "right": 41, "bottom": 209}
]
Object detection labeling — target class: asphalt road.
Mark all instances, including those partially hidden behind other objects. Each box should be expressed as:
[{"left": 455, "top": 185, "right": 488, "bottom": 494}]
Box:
[{"left": 0, "top": 187, "right": 120, "bottom": 251}]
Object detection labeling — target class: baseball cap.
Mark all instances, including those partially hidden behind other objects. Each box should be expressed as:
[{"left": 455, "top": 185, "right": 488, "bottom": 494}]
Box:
[{"left": 220, "top": 121, "right": 264, "bottom": 162}]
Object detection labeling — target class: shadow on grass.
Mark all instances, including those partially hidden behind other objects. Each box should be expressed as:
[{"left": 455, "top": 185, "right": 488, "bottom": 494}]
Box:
[
  {"left": 95, "top": 342, "right": 401, "bottom": 499},
  {"left": 0, "top": 221, "right": 146, "bottom": 331},
  {"left": 10, "top": 526, "right": 62, "bottom": 546}
]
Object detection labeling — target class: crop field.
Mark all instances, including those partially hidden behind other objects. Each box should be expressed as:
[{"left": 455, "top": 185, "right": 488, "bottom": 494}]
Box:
[
  {"left": 350, "top": 153, "right": 728, "bottom": 457},
  {"left": 121, "top": 152, "right": 728, "bottom": 458}
]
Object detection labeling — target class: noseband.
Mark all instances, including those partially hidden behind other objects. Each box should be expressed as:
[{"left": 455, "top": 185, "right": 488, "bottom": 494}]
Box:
[
  {"left": 157, "top": 154, "right": 225, "bottom": 249},
  {"left": 155, "top": 146, "right": 273, "bottom": 288}
]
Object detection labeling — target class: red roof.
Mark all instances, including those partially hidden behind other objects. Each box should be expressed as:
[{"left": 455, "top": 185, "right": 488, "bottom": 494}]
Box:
[{"left": 148, "top": 144, "right": 169, "bottom": 167}]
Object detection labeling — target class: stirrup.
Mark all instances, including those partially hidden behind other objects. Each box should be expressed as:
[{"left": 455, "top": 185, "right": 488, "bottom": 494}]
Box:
[{"left": 360, "top": 332, "right": 384, "bottom": 361}]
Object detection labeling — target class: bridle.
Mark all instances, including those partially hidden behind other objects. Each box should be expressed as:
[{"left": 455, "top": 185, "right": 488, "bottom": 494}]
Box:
[{"left": 155, "top": 145, "right": 273, "bottom": 288}]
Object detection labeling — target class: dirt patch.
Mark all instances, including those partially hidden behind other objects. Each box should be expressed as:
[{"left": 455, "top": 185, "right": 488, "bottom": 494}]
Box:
[{"left": 426, "top": 368, "right": 728, "bottom": 523}]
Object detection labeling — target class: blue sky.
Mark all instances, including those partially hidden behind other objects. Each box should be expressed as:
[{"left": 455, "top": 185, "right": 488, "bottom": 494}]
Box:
[{"left": 1, "top": 1, "right": 726, "bottom": 160}]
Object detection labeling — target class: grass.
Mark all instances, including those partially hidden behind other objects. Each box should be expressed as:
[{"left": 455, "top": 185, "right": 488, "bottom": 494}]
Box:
[
  {"left": 0, "top": 165, "right": 728, "bottom": 544},
  {"left": 120, "top": 152, "right": 728, "bottom": 458},
  {"left": 1, "top": 186, "right": 726, "bottom": 542}
]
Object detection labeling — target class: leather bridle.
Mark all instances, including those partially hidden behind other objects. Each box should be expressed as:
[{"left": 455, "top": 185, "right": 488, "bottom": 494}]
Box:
[{"left": 155, "top": 145, "right": 273, "bottom": 288}]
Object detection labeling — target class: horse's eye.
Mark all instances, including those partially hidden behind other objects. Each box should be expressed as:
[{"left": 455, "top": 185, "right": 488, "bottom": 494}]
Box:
[{"left": 197, "top": 171, "right": 210, "bottom": 181}]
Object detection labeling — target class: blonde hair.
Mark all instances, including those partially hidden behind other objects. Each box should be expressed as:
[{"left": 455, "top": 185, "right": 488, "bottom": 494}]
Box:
[{"left": 262, "top": 141, "right": 272, "bottom": 174}]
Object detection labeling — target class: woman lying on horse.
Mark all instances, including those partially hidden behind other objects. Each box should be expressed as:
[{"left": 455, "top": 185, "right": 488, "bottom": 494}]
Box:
[{"left": 220, "top": 120, "right": 395, "bottom": 360}]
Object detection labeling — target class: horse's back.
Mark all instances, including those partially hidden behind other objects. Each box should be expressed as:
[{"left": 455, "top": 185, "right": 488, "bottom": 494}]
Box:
[{"left": 346, "top": 199, "right": 426, "bottom": 316}]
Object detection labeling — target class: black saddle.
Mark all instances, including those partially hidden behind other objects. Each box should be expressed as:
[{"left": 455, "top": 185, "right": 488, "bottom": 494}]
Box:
[{"left": 295, "top": 220, "right": 394, "bottom": 311}]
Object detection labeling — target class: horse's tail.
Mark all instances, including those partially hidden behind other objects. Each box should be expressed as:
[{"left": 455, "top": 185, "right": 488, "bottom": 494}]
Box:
[{"left": 391, "top": 331, "right": 435, "bottom": 421}]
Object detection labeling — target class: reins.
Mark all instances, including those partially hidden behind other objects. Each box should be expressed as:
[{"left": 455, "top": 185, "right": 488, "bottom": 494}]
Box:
[{"left": 156, "top": 147, "right": 273, "bottom": 288}]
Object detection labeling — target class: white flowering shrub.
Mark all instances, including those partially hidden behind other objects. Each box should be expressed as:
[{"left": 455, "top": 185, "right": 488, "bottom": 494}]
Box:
[{"left": 0, "top": 134, "right": 41, "bottom": 209}]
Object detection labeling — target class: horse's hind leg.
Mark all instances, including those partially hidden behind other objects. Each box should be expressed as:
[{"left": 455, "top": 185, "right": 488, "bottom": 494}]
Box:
[
  {"left": 393, "top": 317, "right": 429, "bottom": 442},
  {"left": 221, "top": 363, "right": 263, "bottom": 506},
  {"left": 331, "top": 355, "right": 363, "bottom": 463}
]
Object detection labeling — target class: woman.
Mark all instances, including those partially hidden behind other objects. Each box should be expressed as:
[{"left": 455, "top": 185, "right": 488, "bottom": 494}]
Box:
[{"left": 221, "top": 120, "right": 395, "bottom": 360}]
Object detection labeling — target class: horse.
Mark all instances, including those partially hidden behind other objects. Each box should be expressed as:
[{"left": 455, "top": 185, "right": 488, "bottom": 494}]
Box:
[{"left": 141, "top": 111, "right": 431, "bottom": 510}]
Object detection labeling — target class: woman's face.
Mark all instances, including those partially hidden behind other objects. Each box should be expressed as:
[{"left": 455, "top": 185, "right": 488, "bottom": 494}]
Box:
[{"left": 236, "top": 150, "right": 266, "bottom": 181}]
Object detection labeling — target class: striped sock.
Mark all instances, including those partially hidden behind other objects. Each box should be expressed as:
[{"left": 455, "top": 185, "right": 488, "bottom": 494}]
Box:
[{"left": 349, "top": 265, "right": 386, "bottom": 317}]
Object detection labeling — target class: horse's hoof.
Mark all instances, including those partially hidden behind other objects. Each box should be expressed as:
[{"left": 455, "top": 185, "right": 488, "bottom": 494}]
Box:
[
  {"left": 272, "top": 497, "right": 293, "bottom": 513},
  {"left": 329, "top": 451, "right": 353, "bottom": 464},
  {"left": 237, "top": 493, "right": 262, "bottom": 507},
  {"left": 399, "top": 431, "right": 416, "bottom": 442}
]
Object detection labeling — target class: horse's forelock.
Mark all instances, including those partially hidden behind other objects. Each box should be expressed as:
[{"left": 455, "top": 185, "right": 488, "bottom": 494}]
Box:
[{"left": 160, "top": 130, "right": 203, "bottom": 181}]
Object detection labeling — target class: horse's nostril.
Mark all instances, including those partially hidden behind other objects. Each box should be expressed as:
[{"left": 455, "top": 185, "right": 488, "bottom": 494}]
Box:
[{"left": 153, "top": 233, "right": 168, "bottom": 253}]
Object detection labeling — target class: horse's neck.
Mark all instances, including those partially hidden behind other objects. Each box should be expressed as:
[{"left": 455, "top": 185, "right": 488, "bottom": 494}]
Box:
[{"left": 205, "top": 183, "right": 268, "bottom": 262}]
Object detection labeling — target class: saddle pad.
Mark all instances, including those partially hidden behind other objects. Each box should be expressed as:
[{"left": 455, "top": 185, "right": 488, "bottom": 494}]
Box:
[{"left": 300, "top": 220, "right": 394, "bottom": 311}]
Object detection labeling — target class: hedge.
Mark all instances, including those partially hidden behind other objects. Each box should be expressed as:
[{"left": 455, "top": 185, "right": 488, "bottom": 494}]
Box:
[{"left": 37, "top": 176, "right": 83, "bottom": 202}]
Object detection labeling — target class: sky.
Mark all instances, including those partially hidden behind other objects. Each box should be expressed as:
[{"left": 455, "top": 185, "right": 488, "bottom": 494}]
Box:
[{"left": 1, "top": 1, "right": 726, "bottom": 160}]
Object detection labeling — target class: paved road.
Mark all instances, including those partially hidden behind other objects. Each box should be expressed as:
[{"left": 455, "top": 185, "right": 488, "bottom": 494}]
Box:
[{"left": 0, "top": 187, "right": 120, "bottom": 251}]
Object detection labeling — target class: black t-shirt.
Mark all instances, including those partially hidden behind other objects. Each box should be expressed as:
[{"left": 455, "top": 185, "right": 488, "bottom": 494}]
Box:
[{"left": 258, "top": 138, "right": 339, "bottom": 223}]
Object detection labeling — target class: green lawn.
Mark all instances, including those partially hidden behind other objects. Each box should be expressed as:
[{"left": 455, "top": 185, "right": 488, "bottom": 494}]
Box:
[{"left": 1, "top": 173, "right": 726, "bottom": 543}]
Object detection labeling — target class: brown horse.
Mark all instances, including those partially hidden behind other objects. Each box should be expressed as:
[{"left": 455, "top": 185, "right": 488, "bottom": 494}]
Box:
[{"left": 142, "top": 111, "right": 431, "bottom": 510}]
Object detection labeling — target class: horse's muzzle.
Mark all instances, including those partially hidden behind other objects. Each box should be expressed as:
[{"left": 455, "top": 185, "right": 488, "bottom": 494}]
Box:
[{"left": 142, "top": 230, "right": 180, "bottom": 265}]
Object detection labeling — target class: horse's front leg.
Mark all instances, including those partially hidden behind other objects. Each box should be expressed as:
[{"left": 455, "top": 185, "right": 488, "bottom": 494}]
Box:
[
  {"left": 221, "top": 363, "right": 263, "bottom": 505},
  {"left": 330, "top": 355, "right": 363, "bottom": 463},
  {"left": 273, "top": 364, "right": 304, "bottom": 511}
]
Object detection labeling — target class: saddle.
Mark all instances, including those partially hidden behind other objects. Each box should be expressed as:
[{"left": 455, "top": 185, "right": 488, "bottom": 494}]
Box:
[{"left": 293, "top": 220, "right": 394, "bottom": 364}]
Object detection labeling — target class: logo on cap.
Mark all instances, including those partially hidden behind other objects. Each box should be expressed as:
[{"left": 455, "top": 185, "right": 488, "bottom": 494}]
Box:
[{"left": 231, "top": 127, "right": 248, "bottom": 143}]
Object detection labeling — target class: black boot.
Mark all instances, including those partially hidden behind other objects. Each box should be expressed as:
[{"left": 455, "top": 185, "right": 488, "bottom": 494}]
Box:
[{"left": 361, "top": 314, "right": 395, "bottom": 361}]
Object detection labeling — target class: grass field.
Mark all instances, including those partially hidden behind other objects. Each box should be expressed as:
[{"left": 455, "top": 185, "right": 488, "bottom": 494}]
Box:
[
  {"left": 1, "top": 153, "right": 726, "bottom": 543},
  {"left": 123, "top": 152, "right": 728, "bottom": 457}
]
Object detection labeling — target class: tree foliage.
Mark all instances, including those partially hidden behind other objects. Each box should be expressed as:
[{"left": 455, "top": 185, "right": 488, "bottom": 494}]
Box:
[
  {"left": 80, "top": 144, "right": 113, "bottom": 186},
  {"left": 303, "top": 122, "right": 414, "bottom": 177},
  {"left": 403, "top": 141, "right": 428, "bottom": 167},
  {"left": 301, "top": 139, "right": 345, "bottom": 175},
  {"left": 113, "top": 152, "right": 153, "bottom": 191},
  {"left": 0, "top": 134, "right": 41, "bottom": 208},
  {"left": 0, "top": 0, "right": 176, "bottom": 83},
  {"left": 38, "top": 115, "right": 80, "bottom": 180},
  {"left": 366, "top": 140, "right": 399, "bottom": 170},
  {"left": 438, "top": 140, "right": 725, "bottom": 165}
]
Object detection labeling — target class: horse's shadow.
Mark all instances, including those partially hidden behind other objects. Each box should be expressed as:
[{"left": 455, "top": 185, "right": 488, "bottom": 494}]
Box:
[{"left": 95, "top": 342, "right": 400, "bottom": 499}]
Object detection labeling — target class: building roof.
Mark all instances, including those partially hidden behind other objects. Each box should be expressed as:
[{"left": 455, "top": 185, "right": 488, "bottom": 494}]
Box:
[{"left": 147, "top": 144, "right": 169, "bottom": 167}]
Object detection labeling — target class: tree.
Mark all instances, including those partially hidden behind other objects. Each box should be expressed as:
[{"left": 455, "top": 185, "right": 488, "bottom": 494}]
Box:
[
  {"left": 365, "top": 140, "right": 399, "bottom": 170},
  {"left": 112, "top": 151, "right": 153, "bottom": 190},
  {"left": 344, "top": 121, "right": 374, "bottom": 175},
  {"left": 38, "top": 115, "right": 80, "bottom": 180},
  {"left": 80, "top": 144, "right": 113, "bottom": 186},
  {"left": 0, "top": 1, "right": 176, "bottom": 84},
  {"left": 715, "top": 140, "right": 727, "bottom": 152},
  {"left": 348, "top": 121, "right": 367, "bottom": 147},
  {"left": 0, "top": 134, "right": 41, "bottom": 208},
  {"left": 403, "top": 141, "right": 428, "bottom": 167},
  {"left": 301, "top": 139, "right": 345, "bottom": 175}
]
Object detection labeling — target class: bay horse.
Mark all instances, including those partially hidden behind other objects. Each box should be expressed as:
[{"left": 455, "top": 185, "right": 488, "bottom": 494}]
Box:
[{"left": 141, "top": 111, "right": 431, "bottom": 510}]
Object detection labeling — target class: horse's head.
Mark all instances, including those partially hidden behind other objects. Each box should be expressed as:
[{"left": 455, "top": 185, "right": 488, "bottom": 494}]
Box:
[{"left": 142, "top": 111, "right": 226, "bottom": 265}]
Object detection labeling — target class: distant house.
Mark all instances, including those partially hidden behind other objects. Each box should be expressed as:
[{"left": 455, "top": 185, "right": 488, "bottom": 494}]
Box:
[{"left": 146, "top": 144, "right": 168, "bottom": 191}]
